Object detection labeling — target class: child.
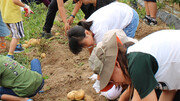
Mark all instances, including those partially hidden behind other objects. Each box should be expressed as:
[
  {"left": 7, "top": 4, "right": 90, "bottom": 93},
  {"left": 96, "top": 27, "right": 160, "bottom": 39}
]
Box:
[
  {"left": 67, "top": 1, "right": 139, "bottom": 54},
  {"left": 0, "top": 55, "right": 44, "bottom": 101},
  {"left": 89, "top": 30, "right": 180, "bottom": 100},
  {"left": 0, "top": 0, "right": 33, "bottom": 59},
  {"left": 0, "top": 12, "right": 10, "bottom": 49},
  {"left": 41, "top": 0, "right": 115, "bottom": 39}
]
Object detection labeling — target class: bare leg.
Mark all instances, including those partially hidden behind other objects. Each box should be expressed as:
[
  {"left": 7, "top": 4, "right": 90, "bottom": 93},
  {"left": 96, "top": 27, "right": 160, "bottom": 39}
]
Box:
[
  {"left": 144, "top": 1, "right": 150, "bottom": 16},
  {"left": 9, "top": 38, "right": 19, "bottom": 54},
  {"left": 159, "top": 90, "right": 177, "bottom": 101},
  {"left": 148, "top": 1, "right": 157, "bottom": 18},
  {"left": 0, "top": 37, "right": 5, "bottom": 42}
]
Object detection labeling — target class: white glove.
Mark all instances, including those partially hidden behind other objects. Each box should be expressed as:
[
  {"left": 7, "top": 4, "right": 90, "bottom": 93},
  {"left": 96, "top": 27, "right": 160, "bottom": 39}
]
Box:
[
  {"left": 100, "top": 85, "right": 122, "bottom": 100},
  {"left": 92, "top": 80, "right": 100, "bottom": 93},
  {"left": 24, "top": 4, "right": 34, "bottom": 17},
  {"left": 88, "top": 74, "right": 98, "bottom": 81}
]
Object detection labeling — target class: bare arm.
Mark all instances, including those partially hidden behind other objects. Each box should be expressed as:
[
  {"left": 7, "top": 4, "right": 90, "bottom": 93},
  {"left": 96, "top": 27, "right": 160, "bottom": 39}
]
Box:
[
  {"left": 68, "top": 0, "right": 82, "bottom": 25},
  {"left": 1, "top": 94, "right": 30, "bottom": 101},
  {"left": 159, "top": 90, "right": 176, "bottom": 101},
  {"left": 56, "top": 0, "right": 70, "bottom": 32},
  {"left": 12, "top": 0, "right": 25, "bottom": 7},
  {"left": 118, "top": 86, "right": 131, "bottom": 101}
]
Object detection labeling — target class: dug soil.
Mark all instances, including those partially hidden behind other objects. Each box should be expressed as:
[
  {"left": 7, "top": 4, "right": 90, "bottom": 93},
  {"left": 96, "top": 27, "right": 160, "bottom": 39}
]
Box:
[{"left": 31, "top": 18, "right": 169, "bottom": 101}]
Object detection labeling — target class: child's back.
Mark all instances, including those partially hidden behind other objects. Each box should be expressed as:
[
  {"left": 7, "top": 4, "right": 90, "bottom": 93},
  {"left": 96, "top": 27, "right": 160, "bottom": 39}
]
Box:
[{"left": 0, "top": 0, "right": 22, "bottom": 23}]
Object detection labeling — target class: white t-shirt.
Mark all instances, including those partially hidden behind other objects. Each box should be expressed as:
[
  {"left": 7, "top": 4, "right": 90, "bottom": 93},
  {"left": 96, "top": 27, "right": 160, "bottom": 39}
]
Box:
[
  {"left": 86, "top": 1, "right": 133, "bottom": 44},
  {"left": 127, "top": 30, "right": 180, "bottom": 90}
]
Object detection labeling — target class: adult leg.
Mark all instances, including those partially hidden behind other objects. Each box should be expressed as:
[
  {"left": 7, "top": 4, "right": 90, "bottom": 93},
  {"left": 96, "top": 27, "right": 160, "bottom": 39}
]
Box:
[
  {"left": 43, "top": 0, "right": 58, "bottom": 33},
  {"left": 147, "top": 1, "right": 157, "bottom": 19},
  {"left": 31, "top": 59, "right": 42, "bottom": 75},
  {"left": 42, "top": 0, "right": 50, "bottom": 7},
  {"left": 144, "top": 1, "right": 150, "bottom": 16}
]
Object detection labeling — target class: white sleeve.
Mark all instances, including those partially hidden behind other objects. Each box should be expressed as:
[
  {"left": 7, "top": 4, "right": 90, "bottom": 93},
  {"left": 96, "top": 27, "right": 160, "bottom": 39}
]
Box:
[{"left": 91, "top": 22, "right": 109, "bottom": 44}]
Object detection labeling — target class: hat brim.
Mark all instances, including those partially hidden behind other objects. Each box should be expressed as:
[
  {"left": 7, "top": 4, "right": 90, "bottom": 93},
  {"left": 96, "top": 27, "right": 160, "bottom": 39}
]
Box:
[{"left": 99, "top": 34, "right": 118, "bottom": 90}]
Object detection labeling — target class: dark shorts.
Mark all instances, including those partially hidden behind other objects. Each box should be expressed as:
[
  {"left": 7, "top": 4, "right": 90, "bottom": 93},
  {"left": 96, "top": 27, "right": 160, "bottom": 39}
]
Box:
[{"left": 144, "top": 0, "right": 156, "bottom": 2}]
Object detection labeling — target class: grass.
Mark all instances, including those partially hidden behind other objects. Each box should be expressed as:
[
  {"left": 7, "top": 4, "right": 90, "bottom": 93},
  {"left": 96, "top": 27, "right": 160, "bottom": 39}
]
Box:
[
  {"left": 2, "top": 0, "right": 177, "bottom": 75},
  {"left": 22, "top": 3, "right": 47, "bottom": 40},
  {"left": 2, "top": 1, "right": 83, "bottom": 69}
]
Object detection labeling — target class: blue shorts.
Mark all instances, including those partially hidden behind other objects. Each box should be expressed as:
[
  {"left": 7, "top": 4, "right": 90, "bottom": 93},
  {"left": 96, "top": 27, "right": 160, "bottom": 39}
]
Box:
[
  {"left": 123, "top": 9, "right": 139, "bottom": 38},
  {"left": 0, "top": 12, "right": 10, "bottom": 37}
]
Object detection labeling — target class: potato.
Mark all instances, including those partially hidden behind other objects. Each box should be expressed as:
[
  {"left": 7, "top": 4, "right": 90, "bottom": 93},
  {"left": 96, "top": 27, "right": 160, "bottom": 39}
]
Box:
[
  {"left": 41, "top": 53, "right": 46, "bottom": 58},
  {"left": 74, "top": 89, "right": 85, "bottom": 100},
  {"left": 84, "top": 94, "right": 94, "bottom": 101},
  {"left": 30, "top": 39, "right": 39, "bottom": 46},
  {"left": 55, "top": 32, "right": 60, "bottom": 36},
  {"left": 22, "top": 44, "right": 29, "bottom": 48},
  {"left": 24, "top": 40, "right": 28, "bottom": 44},
  {"left": 67, "top": 90, "right": 78, "bottom": 100}
]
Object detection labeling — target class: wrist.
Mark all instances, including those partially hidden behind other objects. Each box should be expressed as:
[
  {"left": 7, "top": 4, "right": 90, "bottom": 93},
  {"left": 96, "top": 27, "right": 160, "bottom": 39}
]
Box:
[
  {"left": 23, "top": 4, "right": 28, "bottom": 8},
  {"left": 70, "top": 14, "right": 75, "bottom": 18}
]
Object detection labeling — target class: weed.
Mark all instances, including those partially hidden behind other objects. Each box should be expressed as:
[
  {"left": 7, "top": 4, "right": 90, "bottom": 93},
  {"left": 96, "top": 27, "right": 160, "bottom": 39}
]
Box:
[{"left": 43, "top": 75, "right": 49, "bottom": 80}]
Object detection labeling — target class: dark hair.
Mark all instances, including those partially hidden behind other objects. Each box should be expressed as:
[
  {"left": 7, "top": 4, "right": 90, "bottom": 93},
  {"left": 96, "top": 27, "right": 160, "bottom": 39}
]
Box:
[
  {"left": 67, "top": 25, "right": 86, "bottom": 54},
  {"left": 116, "top": 42, "right": 135, "bottom": 78},
  {"left": 77, "top": 21, "right": 93, "bottom": 31}
]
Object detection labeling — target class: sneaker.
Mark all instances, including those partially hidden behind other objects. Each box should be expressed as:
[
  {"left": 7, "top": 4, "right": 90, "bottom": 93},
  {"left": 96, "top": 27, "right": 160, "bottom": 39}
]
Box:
[
  {"left": 149, "top": 18, "right": 157, "bottom": 26},
  {"left": 14, "top": 44, "right": 24, "bottom": 53},
  {"left": 143, "top": 15, "right": 151, "bottom": 25},
  {"left": 40, "top": 31, "right": 53, "bottom": 39},
  {"left": 0, "top": 42, "right": 6, "bottom": 49},
  {"left": 6, "top": 54, "right": 14, "bottom": 59},
  {"left": 143, "top": 16, "right": 157, "bottom": 26}
]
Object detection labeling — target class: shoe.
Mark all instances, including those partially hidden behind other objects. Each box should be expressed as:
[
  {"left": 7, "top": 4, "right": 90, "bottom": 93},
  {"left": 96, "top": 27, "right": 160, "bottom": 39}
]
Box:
[
  {"left": 14, "top": 44, "right": 24, "bottom": 53},
  {"left": 40, "top": 31, "right": 53, "bottom": 39},
  {"left": 143, "top": 16, "right": 157, "bottom": 26},
  {"left": 6, "top": 54, "right": 14, "bottom": 59},
  {"left": 0, "top": 42, "right": 6, "bottom": 49},
  {"left": 143, "top": 15, "right": 151, "bottom": 25},
  {"left": 149, "top": 18, "right": 157, "bottom": 26}
]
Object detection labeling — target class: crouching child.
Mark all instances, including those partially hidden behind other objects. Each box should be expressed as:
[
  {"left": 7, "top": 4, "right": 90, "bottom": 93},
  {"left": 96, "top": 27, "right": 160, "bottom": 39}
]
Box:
[{"left": 0, "top": 55, "right": 44, "bottom": 101}]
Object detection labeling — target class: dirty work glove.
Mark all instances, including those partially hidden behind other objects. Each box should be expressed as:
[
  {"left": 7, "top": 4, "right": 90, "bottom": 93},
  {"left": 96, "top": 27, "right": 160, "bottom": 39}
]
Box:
[{"left": 24, "top": 4, "right": 34, "bottom": 17}]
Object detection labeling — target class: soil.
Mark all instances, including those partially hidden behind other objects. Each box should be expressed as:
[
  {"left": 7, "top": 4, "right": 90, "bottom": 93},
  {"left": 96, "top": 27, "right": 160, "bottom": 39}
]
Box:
[
  {"left": 31, "top": 17, "right": 169, "bottom": 101},
  {"left": 0, "top": 16, "right": 169, "bottom": 101}
]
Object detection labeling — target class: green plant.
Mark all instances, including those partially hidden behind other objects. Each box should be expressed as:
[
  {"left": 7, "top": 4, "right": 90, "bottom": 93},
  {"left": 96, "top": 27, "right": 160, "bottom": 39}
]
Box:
[
  {"left": 157, "top": 1, "right": 165, "bottom": 9},
  {"left": 43, "top": 75, "right": 49, "bottom": 80},
  {"left": 169, "top": 24, "right": 176, "bottom": 29},
  {"left": 22, "top": 3, "right": 47, "bottom": 41},
  {"left": 65, "top": 0, "right": 84, "bottom": 25},
  {"left": 136, "top": 7, "right": 146, "bottom": 19}
]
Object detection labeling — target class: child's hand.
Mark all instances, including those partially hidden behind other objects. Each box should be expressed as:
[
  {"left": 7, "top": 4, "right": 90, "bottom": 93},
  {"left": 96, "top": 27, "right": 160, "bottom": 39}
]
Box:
[{"left": 24, "top": 4, "right": 34, "bottom": 17}]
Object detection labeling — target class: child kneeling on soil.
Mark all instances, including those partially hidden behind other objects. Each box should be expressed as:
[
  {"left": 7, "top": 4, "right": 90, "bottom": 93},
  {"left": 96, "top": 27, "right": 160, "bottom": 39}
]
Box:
[
  {"left": 0, "top": 55, "right": 44, "bottom": 101},
  {"left": 89, "top": 30, "right": 180, "bottom": 100}
]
